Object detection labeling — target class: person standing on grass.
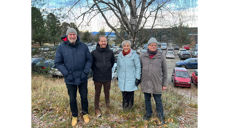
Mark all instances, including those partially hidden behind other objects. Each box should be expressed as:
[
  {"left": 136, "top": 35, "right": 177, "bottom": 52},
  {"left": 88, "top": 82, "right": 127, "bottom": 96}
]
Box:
[
  {"left": 54, "top": 28, "right": 92, "bottom": 127},
  {"left": 140, "top": 37, "right": 167, "bottom": 125},
  {"left": 91, "top": 35, "right": 115, "bottom": 117},
  {"left": 117, "top": 40, "right": 141, "bottom": 111}
]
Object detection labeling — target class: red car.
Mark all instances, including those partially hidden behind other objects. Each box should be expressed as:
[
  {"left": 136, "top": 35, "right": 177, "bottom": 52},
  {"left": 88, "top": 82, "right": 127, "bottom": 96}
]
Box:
[
  {"left": 184, "top": 45, "right": 190, "bottom": 50},
  {"left": 191, "top": 70, "right": 198, "bottom": 85},
  {"left": 171, "top": 67, "right": 191, "bottom": 88}
]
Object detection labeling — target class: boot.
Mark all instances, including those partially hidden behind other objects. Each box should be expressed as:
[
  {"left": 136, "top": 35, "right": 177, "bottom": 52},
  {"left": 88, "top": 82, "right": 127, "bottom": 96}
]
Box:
[
  {"left": 83, "top": 114, "right": 90, "bottom": 124},
  {"left": 95, "top": 109, "right": 102, "bottom": 118},
  {"left": 71, "top": 116, "right": 77, "bottom": 127},
  {"left": 143, "top": 114, "right": 151, "bottom": 121}
]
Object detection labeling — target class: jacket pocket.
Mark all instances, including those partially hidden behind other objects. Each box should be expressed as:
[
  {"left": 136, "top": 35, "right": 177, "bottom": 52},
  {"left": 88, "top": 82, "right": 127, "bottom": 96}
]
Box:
[{"left": 66, "top": 73, "right": 74, "bottom": 82}]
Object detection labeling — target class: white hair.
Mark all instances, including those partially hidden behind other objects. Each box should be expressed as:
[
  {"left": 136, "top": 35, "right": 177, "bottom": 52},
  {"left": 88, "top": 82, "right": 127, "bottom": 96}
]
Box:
[{"left": 121, "top": 40, "right": 131, "bottom": 47}]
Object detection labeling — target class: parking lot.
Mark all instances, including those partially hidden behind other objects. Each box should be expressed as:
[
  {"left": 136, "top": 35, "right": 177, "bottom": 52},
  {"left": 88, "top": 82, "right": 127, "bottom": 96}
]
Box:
[
  {"left": 163, "top": 50, "right": 197, "bottom": 103},
  {"left": 32, "top": 44, "right": 198, "bottom": 103}
]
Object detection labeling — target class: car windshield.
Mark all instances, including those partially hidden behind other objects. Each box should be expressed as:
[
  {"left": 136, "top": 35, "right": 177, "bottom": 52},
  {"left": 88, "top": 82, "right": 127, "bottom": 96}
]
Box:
[
  {"left": 184, "top": 58, "right": 197, "bottom": 63},
  {"left": 176, "top": 71, "right": 189, "bottom": 78},
  {"left": 167, "top": 51, "right": 174, "bottom": 54}
]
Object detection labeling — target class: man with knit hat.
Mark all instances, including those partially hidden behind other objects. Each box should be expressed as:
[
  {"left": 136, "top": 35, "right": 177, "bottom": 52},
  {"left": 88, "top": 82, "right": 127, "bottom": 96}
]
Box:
[
  {"left": 140, "top": 37, "right": 167, "bottom": 125},
  {"left": 55, "top": 27, "right": 92, "bottom": 126}
]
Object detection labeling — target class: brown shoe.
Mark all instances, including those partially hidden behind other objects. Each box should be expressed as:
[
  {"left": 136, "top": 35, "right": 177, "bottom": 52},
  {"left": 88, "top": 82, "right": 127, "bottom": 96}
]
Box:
[
  {"left": 83, "top": 114, "right": 90, "bottom": 124},
  {"left": 95, "top": 109, "right": 102, "bottom": 118},
  {"left": 71, "top": 117, "right": 78, "bottom": 126}
]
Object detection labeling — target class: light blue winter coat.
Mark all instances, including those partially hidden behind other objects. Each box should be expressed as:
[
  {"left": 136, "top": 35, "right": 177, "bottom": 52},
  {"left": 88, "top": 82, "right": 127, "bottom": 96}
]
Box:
[{"left": 117, "top": 50, "right": 141, "bottom": 92}]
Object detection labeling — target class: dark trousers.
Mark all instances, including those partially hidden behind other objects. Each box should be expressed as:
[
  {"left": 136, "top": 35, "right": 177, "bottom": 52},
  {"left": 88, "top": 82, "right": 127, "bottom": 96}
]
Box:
[
  {"left": 66, "top": 81, "right": 88, "bottom": 117},
  {"left": 94, "top": 81, "right": 111, "bottom": 110},
  {"left": 122, "top": 91, "right": 134, "bottom": 110},
  {"left": 144, "top": 93, "right": 164, "bottom": 120}
]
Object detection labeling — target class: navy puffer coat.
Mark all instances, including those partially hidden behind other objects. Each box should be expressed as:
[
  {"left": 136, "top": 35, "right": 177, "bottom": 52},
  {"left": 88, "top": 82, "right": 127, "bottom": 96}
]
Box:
[{"left": 55, "top": 36, "right": 92, "bottom": 85}]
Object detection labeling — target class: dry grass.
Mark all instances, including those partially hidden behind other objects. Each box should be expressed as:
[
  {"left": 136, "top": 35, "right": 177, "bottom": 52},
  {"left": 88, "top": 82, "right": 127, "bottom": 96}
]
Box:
[{"left": 32, "top": 75, "right": 197, "bottom": 128}]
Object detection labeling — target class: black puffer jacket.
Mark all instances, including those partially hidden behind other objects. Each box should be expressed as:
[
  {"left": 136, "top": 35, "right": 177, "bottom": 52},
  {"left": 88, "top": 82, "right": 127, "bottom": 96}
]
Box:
[{"left": 91, "top": 44, "right": 115, "bottom": 82}]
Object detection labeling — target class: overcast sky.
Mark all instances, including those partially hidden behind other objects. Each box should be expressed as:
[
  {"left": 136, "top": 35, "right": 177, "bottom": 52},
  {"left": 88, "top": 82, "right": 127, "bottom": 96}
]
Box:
[{"left": 33, "top": 0, "right": 198, "bottom": 32}]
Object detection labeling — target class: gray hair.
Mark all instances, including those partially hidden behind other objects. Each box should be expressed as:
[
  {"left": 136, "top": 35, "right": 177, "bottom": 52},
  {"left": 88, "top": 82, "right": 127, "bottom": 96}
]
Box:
[{"left": 121, "top": 40, "right": 131, "bottom": 47}]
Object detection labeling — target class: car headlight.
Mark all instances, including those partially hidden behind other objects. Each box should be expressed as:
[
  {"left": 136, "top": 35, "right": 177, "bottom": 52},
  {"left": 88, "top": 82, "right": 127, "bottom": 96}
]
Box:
[
  {"left": 175, "top": 80, "right": 179, "bottom": 83},
  {"left": 188, "top": 82, "right": 191, "bottom": 84}
]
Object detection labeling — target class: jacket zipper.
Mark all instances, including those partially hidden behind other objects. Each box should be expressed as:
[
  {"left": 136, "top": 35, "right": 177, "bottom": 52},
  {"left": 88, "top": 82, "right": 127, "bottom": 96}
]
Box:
[
  {"left": 103, "top": 52, "right": 105, "bottom": 66},
  {"left": 124, "top": 56, "right": 126, "bottom": 91}
]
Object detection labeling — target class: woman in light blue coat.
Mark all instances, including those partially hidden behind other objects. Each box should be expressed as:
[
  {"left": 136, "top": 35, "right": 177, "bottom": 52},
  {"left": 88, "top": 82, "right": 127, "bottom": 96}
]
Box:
[{"left": 117, "top": 40, "right": 141, "bottom": 110}]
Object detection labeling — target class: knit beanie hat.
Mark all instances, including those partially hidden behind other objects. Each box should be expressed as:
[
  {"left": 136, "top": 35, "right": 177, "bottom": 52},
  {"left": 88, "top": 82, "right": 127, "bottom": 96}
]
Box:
[
  {"left": 147, "top": 37, "right": 158, "bottom": 46},
  {"left": 66, "top": 28, "right": 77, "bottom": 35}
]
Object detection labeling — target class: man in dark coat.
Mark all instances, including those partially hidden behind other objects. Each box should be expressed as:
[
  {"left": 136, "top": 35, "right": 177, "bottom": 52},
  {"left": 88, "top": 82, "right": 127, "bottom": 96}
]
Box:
[
  {"left": 54, "top": 28, "right": 92, "bottom": 126},
  {"left": 91, "top": 35, "right": 115, "bottom": 117}
]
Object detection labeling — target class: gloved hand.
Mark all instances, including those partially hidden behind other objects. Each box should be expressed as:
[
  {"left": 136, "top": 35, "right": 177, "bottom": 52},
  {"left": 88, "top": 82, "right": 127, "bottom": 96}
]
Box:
[{"left": 135, "top": 79, "right": 141, "bottom": 86}]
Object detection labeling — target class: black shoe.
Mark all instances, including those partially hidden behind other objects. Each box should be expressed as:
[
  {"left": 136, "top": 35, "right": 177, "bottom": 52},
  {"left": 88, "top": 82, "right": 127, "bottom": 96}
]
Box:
[{"left": 143, "top": 115, "right": 151, "bottom": 120}]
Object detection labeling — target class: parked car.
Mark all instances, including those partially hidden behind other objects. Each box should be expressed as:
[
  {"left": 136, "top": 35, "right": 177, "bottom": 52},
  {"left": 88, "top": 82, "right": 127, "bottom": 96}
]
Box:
[
  {"left": 32, "top": 57, "right": 45, "bottom": 71},
  {"left": 167, "top": 47, "right": 174, "bottom": 52},
  {"left": 112, "top": 63, "right": 117, "bottom": 79},
  {"left": 49, "top": 67, "right": 63, "bottom": 77},
  {"left": 191, "top": 69, "right": 198, "bottom": 85},
  {"left": 157, "top": 48, "right": 162, "bottom": 53},
  {"left": 184, "top": 45, "right": 190, "bottom": 50},
  {"left": 161, "top": 43, "right": 167, "bottom": 50},
  {"left": 177, "top": 49, "right": 186, "bottom": 56},
  {"left": 176, "top": 58, "right": 198, "bottom": 69},
  {"left": 174, "top": 45, "right": 179, "bottom": 50},
  {"left": 178, "top": 51, "right": 191, "bottom": 60},
  {"left": 140, "top": 49, "right": 147, "bottom": 54},
  {"left": 166, "top": 51, "right": 175, "bottom": 59},
  {"left": 191, "top": 50, "right": 198, "bottom": 58},
  {"left": 32, "top": 57, "right": 44, "bottom": 67},
  {"left": 35, "top": 59, "right": 55, "bottom": 73},
  {"left": 171, "top": 67, "right": 191, "bottom": 88}
]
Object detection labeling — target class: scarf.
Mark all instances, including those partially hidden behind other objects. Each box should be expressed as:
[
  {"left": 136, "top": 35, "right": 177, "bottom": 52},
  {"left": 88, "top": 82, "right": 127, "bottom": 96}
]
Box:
[{"left": 122, "top": 49, "right": 131, "bottom": 56}]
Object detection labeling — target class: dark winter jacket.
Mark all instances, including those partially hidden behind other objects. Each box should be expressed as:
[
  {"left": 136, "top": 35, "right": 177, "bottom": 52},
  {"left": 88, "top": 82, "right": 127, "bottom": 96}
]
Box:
[
  {"left": 55, "top": 35, "right": 92, "bottom": 85},
  {"left": 91, "top": 44, "right": 115, "bottom": 82}
]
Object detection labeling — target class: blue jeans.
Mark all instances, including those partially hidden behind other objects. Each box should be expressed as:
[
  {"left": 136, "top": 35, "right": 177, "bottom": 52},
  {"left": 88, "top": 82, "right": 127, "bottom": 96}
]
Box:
[
  {"left": 144, "top": 93, "right": 164, "bottom": 120},
  {"left": 66, "top": 81, "right": 88, "bottom": 117}
]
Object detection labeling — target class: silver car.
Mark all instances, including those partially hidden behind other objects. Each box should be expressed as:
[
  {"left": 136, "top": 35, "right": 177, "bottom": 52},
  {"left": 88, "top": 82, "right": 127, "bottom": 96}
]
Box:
[{"left": 166, "top": 51, "right": 175, "bottom": 59}]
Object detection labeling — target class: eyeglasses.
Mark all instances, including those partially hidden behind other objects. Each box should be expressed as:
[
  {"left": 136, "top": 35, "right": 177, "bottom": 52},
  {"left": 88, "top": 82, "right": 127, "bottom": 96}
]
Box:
[{"left": 148, "top": 44, "right": 157, "bottom": 47}]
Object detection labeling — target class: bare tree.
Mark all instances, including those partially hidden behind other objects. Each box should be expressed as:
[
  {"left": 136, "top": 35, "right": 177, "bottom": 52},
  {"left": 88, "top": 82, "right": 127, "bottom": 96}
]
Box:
[{"left": 66, "top": 0, "right": 171, "bottom": 49}]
